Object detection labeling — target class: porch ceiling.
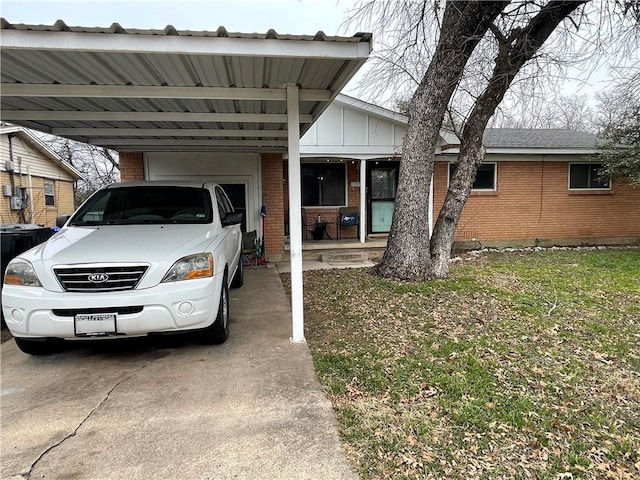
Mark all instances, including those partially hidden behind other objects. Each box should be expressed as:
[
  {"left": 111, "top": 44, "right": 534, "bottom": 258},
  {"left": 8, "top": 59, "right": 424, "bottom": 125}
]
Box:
[{"left": 0, "top": 19, "right": 371, "bottom": 152}]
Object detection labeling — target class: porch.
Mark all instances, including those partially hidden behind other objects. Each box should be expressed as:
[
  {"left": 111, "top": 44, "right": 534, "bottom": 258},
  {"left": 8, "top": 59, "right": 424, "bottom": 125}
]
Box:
[{"left": 281, "top": 235, "right": 388, "bottom": 262}]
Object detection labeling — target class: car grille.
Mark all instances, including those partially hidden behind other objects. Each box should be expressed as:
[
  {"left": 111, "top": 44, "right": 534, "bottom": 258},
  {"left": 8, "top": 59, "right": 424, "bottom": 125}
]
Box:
[
  {"left": 53, "top": 265, "right": 149, "bottom": 292},
  {"left": 52, "top": 306, "right": 144, "bottom": 317}
]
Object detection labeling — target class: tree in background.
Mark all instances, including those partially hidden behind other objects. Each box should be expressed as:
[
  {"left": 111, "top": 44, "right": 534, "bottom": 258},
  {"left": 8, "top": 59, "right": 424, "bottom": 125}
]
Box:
[
  {"left": 492, "top": 93, "right": 596, "bottom": 131},
  {"left": 347, "top": 0, "right": 638, "bottom": 280},
  {"left": 351, "top": 1, "right": 510, "bottom": 281},
  {"left": 430, "top": 1, "right": 587, "bottom": 277},
  {"left": 597, "top": 82, "right": 640, "bottom": 185},
  {"left": 37, "top": 134, "right": 120, "bottom": 206}
]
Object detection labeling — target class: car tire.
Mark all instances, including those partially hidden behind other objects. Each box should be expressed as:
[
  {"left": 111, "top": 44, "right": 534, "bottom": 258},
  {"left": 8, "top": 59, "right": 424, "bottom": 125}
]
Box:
[
  {"left": 14, "top": 337, "right": 63, "bottom": 355},
  {"left": 201, "top": 274, "right": 229, "bottom": 345},
  {"left": 230, "top": 254, "right": 244, "bottom": 289}
]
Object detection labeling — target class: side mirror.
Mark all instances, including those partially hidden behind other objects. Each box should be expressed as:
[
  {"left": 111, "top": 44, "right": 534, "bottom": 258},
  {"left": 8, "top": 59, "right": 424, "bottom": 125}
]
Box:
[
  {"left": 222, "top": 212, "right": 243, "bottom": 227},
  {"left": 56, "top": 215, "right": 71, "bottom": 228}
]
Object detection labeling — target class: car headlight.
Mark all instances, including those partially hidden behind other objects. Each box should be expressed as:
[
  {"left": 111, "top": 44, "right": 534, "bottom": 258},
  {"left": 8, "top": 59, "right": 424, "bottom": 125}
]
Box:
[
  {"left": 161, "top": 253, "right": 213, "bottom": 283},
  {"left": 4, "top": 259, "right": 42, "bottom": 287}
]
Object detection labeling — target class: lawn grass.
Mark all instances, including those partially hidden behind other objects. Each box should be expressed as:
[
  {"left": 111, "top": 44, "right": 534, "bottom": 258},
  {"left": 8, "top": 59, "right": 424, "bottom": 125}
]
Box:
[{"left": 282, "top": 249, "right": 640, "bottom": 479}]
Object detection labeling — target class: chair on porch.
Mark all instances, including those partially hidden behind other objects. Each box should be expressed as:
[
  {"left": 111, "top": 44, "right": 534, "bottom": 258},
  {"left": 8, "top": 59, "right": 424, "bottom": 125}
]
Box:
[
  {"left": 285, "top": 209, "right": 309, "bottom": 240},
  {"left": 336, "top": 207, "right": 359, "bottom": 240},
  {"left": 242, "top": 230, "right": 259, "bottom": 268}
]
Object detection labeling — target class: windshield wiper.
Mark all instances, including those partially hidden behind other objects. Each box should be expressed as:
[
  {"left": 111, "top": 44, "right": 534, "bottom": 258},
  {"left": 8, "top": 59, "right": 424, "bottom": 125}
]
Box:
[{"left": 70, "top": 220, "right": 114, "bottom": 226}]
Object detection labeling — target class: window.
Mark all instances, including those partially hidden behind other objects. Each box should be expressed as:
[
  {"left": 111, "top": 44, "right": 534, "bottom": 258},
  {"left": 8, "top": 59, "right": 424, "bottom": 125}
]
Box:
[
  {"left": 44, "top": 179, "right": 55, "bottom": 206},
  {"left": 448, "top": 162, "right": 497, "bottom": 191},
  {"left": 371, "top": 167, "right": 397, "bottom": 200},
  {"left": 301, "top": 163, "right": 346, "bottom": 206},
  {"left": 69, "top": 186, "right": 213, "bottom": 225},
  {"left": 569, "top": 163, "right": 611, "bottom": 189},
  {"left": 215, "top": 186, "right": 233, "bottom": 220}
]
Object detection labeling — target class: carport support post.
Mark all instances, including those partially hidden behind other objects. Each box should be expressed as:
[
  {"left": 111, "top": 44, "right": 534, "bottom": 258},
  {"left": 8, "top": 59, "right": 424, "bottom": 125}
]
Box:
[
  {"left": 359, "top": 159, "right": 366, "bottom": 243},
  {"left": 287, "top": 84, "right": 305, "bottom": 343},
  {"left": 429, "top": 176, "right": 434, "bottom": 238}
]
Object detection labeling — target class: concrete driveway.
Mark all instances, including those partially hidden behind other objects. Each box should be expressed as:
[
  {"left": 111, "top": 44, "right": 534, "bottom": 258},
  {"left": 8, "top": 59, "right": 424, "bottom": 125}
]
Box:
[{"left": 0, "top": 267, "right": 357, "bottom": 480}]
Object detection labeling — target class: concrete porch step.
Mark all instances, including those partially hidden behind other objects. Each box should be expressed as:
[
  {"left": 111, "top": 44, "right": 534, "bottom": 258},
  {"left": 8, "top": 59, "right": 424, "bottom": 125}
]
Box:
[{"left": 321, "top": 251, "right": 370, "bottom": 264}]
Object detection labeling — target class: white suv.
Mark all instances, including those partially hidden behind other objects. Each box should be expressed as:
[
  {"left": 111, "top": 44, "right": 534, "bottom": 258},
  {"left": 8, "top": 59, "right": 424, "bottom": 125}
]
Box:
[{"left": 2, "top": 181, "right": 244, "bottom": 354}]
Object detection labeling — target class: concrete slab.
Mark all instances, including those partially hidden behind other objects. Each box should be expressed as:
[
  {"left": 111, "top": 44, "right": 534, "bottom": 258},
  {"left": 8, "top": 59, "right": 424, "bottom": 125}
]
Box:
[
  {"left": 275, "top": 260, "right": 375, "bottom": 273},
  {"left": 0, "top": 268, "right": 356, "bottom": 480}
]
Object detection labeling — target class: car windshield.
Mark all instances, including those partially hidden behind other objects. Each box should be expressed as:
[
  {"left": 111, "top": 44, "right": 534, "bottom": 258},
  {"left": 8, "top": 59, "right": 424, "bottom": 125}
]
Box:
[{"left": 70, "top": 186, "right": 214, "bottom": 226}]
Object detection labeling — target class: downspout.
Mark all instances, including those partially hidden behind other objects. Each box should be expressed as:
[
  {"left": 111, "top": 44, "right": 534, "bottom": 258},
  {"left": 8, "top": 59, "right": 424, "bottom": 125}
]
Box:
[
  {"left": 359, "top": 159, "right": 366, "bottom": 243},
  {"left": 538, "top": 155, "right": 545, "bottom": 223},
  {"left": 7, "top": 133, "right": 25, "bottom": 223},
  {"left": 429, "top": 175, "right": 434, "bottom": 238},
  {"left": 27, "top": 165, "right": 34, "bottom": 223}
]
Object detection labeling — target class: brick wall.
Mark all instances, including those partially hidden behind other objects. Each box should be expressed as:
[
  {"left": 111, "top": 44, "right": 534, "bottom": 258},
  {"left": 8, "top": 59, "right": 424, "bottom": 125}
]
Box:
[
  {"left": 433, "top": 160, "right": 640, "bottom": 242},
  {"left": 119, "top": 152, "right": 144, "bottom": 181},
  {"left": 0, "top": 172, "right": 74, "bottom": 227},
  {"left": 261, "top": 153, "right": 285, "bottom": 258}
]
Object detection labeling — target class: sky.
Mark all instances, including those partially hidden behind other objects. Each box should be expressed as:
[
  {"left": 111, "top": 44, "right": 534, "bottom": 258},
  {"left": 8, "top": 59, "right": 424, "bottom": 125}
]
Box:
[
  {"left": 0, "top": 0, "right": 354, "bottom": 34},
  {"left": 0, "top": 0, "right": 627, "bottom": 111}
]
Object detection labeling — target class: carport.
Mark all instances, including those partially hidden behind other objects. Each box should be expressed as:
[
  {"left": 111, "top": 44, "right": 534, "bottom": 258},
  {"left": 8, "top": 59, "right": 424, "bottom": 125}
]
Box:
[{"left": 0, "top": 19, "right": 371, "bottom": 343}]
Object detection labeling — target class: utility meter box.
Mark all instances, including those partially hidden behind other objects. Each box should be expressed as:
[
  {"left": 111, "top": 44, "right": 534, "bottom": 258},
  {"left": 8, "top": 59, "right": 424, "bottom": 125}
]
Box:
[{"left": 10, "top": 196, "right": 23, "bottom": 210}]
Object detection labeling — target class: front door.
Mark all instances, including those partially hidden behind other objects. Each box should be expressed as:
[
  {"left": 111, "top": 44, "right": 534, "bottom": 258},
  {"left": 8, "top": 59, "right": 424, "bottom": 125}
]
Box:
[{"left": 368, "top": 162, "right": 399, "bottom": 233}]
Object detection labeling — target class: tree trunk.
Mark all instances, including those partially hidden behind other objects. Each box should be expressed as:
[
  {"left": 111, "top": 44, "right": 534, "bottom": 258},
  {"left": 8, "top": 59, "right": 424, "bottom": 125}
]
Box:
[
  {"left": 430, "top": 0, "right": 586, "bottom": 278},
  {"left": 376, "top": 0, "right": 509, "bottom": 281}
]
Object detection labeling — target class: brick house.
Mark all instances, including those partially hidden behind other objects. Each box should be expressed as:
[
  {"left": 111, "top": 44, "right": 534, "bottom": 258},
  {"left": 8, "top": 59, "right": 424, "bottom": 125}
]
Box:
[
  {"left": 119, "top": 94, "right": 639, "bottom": 259},
  {"left": 436, "top": 129, "right": 640, "bottom": 248},
  {"left": 2, "top": 20, "right": 635, "bottom": 340},
  {"left": 0, "top": 126, "right": 81, "bottom": 227}
]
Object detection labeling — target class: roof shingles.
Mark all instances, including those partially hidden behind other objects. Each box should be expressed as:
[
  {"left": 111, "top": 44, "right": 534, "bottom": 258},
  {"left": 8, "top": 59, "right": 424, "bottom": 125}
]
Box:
[{"left": 482, "top": 128, "right": 599, "bottom": 149}]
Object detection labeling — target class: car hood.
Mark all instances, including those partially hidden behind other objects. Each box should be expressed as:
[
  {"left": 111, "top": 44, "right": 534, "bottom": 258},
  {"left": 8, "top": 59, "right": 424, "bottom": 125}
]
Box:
[{"left": 19, "top": 224, "right": 221, "bottom": 291}]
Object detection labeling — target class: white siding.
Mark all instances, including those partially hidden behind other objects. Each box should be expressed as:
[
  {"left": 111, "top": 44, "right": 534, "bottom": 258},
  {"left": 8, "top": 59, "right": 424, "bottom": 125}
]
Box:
[
  {"left": 394, "top": 124, "right": 407, "bottom": 146},
  {"left": 0, "top": 134, "right": 75, "bottom": 181},
  {"left": 344, "top": 108, "right": 368, "bottom": 145},
  {"left": 300, "top": 102, "right": 404, "bottom": 158},
  {"left": 316, "top": 105, "right": 343, "bottom": 146},
  {"left": 368, "top": 118, "right": 393, "bottom": 146}
]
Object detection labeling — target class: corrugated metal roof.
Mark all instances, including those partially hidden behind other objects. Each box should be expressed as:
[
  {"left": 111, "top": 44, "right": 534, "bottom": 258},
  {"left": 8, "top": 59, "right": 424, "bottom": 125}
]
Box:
[
  {"left": 0, "top": 19, "right": 371, "bottom": 152},
  {"left": 0, "top": 18, "right": 371, "bottom": 43}
]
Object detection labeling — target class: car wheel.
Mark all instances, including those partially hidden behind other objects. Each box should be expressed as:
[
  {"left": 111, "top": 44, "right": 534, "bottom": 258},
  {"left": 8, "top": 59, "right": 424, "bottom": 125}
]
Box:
[
  {"left": 230, "top": 254, "right": 244, "bottom": 289},
  {"left": 14, "top": 337, "right": 63, "bottom": 355},
  {"left": 201, "top": 274, "right": 229, "bottom": 345}
]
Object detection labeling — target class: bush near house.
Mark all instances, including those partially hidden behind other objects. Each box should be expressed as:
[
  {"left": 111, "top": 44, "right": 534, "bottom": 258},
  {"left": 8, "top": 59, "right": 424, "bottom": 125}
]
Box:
[{"left": 283, "top": 249, "right": 640, "bottom": 479}]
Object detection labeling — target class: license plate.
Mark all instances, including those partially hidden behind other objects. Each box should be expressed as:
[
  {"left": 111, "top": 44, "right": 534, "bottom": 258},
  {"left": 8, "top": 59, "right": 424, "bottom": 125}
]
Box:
[{"left": 75, "top": 313, "right": 117, "bottom": 336}]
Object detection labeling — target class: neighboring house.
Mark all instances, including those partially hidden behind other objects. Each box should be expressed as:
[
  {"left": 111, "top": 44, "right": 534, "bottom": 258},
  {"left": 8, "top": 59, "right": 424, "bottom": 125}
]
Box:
[
  {"left": 131, "top": 93, "right": 639, "bottom": 259},
  {"left": 0, "top": 126, "right": 82, "bottom": 227}
]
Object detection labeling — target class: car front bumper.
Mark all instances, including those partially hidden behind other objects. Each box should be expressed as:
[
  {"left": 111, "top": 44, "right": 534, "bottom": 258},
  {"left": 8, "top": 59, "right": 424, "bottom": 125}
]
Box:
[{"left": 1, "top": 274, "right": 222, "bottom": 339}]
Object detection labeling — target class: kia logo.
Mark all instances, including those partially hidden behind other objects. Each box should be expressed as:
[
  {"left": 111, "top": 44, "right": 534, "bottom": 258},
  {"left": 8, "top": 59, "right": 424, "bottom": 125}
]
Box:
[{"left": 88, "top": 273, "right": 109, "bottom": 283}]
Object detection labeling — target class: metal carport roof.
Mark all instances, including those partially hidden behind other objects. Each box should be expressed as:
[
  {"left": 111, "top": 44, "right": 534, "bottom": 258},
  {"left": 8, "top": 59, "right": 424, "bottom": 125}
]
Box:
[
  {"left": 0, "top": 19, "right": 372, "bottom": 342},
  {"left": 0, "top": 19, "right": 371, "bottom": 152}
]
